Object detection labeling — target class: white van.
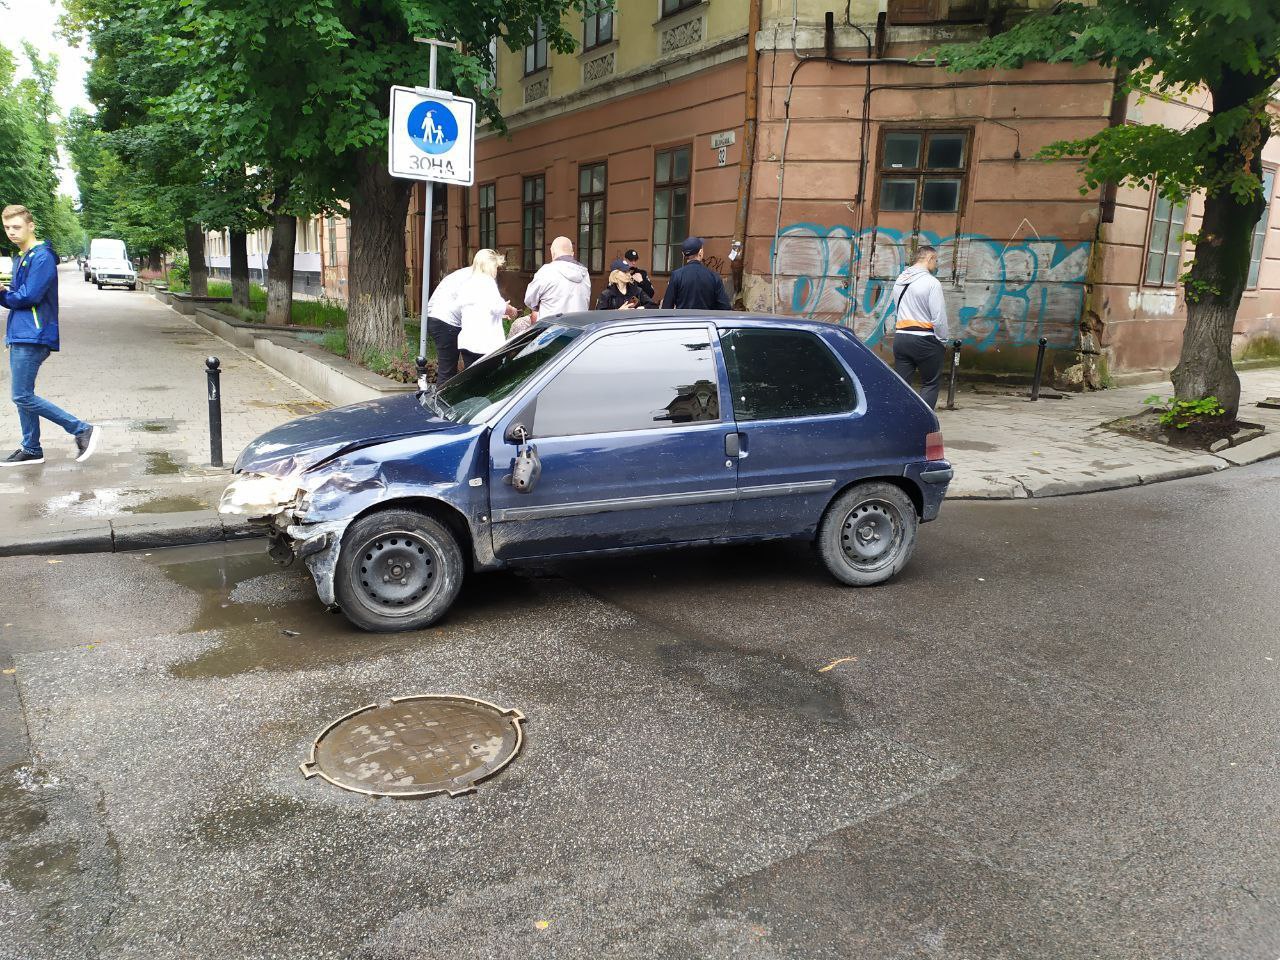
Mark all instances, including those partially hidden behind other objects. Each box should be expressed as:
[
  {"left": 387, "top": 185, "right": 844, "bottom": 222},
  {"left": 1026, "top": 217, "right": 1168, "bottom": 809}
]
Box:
[{"left": 86, "top": 238, "right": 137, "bottom": 290}]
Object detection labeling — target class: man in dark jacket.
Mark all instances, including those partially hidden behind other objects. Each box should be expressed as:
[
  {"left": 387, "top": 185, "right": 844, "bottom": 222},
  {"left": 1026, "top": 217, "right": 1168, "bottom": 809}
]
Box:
[
  {"left": 660, "top": 237, "right": 731, "bottom": 311},
  {"left": 2, "top": 204, "right": 99, "bottom": 466}
]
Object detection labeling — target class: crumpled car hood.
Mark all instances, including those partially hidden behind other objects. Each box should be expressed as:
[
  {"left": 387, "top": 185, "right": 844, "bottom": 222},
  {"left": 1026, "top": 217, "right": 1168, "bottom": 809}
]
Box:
[{"left": 235, "top": 393, "right": 458, "bottom": 477}]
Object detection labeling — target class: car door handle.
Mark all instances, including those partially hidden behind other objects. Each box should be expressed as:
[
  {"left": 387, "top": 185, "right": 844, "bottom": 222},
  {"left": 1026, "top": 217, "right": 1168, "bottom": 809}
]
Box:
[{"left": 724, "top": 432, "right": 747, "bottom": 458}]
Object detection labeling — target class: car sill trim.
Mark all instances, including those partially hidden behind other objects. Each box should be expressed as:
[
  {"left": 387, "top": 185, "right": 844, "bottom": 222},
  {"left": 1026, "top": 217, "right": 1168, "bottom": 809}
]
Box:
[
  {"left": 492, "top": 488, "right": 738, "bottom": 523},
  {"left": 491, "top": 480, "right": 836, "bottom": 524}
]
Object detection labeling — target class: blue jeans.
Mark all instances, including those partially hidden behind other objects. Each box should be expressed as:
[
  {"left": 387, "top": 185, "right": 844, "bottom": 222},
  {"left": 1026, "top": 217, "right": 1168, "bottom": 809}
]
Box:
[{"left": 9, "top": 344, "right": 88, "bottom": 456}]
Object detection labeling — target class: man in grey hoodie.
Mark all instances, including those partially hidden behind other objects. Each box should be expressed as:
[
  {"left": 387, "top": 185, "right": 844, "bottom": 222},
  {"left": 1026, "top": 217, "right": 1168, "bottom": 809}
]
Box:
[
  {"left": 524, "top": 236, "right": 591, "bottom": 321},
  {"left": 889, "top": 245, "right": 949, "bottom": 409}
]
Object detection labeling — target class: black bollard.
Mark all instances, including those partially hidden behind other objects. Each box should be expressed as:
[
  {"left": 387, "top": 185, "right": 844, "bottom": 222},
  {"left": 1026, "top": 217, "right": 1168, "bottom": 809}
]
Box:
[
  {"left": 416, "top": 355, "right": 429, "bottom": 390},
  {"left": 945, "top": 339, "right": 962, "bottom": 411},
  {"left": 206, "top": 356, "right": 223, "bottom": 467},
  {"left": 1029, "top": 337, "right": 1049, "bottom": 402}
]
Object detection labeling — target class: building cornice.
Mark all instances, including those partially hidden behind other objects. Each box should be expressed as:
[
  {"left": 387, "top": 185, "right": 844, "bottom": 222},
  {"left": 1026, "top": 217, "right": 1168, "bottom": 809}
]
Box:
[{"left": 481, "top": 30, "right": 749, "bottom": 137}]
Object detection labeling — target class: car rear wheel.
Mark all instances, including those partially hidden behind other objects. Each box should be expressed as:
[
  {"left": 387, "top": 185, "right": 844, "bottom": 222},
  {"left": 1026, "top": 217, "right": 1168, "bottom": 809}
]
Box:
[
  {"left": 334, "top": 508, "right": 464, "bottom": 632},
  {"left": 96, "top": 281, "right": 102, "bottom": 289},
  {"left": 815, "top": 481, "right": 918, "bottom": 587}
]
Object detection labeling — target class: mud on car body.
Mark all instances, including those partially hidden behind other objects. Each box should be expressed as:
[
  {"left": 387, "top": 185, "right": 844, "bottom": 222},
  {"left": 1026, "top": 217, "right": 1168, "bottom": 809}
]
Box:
[{"left": 220, "top": 313, "right": 952, "bottom": 633}]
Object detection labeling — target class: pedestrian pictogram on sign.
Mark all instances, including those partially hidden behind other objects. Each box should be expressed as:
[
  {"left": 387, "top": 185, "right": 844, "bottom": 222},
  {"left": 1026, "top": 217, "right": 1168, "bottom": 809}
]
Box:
[{"left": 388, "top": 85, "right": 476, "bottom": 186}]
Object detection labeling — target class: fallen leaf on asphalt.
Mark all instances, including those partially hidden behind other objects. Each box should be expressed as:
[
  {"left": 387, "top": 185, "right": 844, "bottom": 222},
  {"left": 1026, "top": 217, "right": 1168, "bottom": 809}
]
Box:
[
  {"left": 534, "top": 920, "right": 551, "bottom": 930},
  {"left": 47, "top": 559, "right": 63, "bottom": 564},
  {"left": 2, "top": 668, "right": 15, "bottom": 675},
  {"left": 818, "top": 656, "right": 858, "bottom": 673}
]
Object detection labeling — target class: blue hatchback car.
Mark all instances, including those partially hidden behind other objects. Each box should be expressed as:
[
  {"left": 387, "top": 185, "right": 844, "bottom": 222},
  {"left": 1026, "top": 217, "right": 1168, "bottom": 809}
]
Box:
[{"left": 220, "top": 312, "right": 952, "bottom": 632}]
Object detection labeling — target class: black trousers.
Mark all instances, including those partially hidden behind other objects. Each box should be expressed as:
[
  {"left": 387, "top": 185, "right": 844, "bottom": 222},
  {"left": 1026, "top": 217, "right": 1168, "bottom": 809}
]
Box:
[
  {"left": 892, "top": 334, "right": 946, "bottom": 410},
  {"left": 458, "top": 349, "right": 484, "bottom": 371},
  {"left": 427, "top": 318, "right": 460, "bottom": 384}
]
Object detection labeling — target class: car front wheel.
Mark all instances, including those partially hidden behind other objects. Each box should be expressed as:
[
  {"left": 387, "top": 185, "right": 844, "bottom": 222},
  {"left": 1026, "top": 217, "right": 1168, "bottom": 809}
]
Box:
[
  {"left": 334, "top": 508, "right": 464, "bottom": 632},
  {"left": 816, "top": 481, "right": 919, "bottom": 587}
]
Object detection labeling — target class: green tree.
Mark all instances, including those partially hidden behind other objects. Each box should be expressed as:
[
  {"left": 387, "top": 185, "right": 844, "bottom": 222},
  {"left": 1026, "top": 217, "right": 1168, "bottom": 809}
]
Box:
[
  {"left": 0, "top": 43, "right": 81, "bottom": 257},
  {"left": 160, "top": 0, "right": 585, "bottom": 359},
  {"left": 941, "top": 1, "right": 1279, "bottom": 418}
]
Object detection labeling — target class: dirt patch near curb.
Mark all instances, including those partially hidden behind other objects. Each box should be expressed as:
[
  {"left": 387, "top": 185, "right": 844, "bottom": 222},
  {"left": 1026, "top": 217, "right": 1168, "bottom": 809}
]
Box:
[{"left": 1103, "top": 410, "right": 1265, "bottom": 451}]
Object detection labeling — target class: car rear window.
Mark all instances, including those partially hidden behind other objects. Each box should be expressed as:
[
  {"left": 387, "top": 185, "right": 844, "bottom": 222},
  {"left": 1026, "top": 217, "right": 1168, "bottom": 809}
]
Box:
[{"left": 719, "top": 328, "right": 857, "bottom": 421}]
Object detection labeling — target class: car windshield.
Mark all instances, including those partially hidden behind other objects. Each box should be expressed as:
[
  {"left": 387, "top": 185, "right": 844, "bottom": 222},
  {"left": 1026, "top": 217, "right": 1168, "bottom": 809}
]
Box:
[{"left": 432, "top": 325, "right": 581, "bottom": 424}]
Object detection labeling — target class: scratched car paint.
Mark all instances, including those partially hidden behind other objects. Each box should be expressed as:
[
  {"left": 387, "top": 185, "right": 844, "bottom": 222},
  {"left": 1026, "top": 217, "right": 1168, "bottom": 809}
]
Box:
[{"left": 220, "top": 312, "right": 953, "bottom": 632}]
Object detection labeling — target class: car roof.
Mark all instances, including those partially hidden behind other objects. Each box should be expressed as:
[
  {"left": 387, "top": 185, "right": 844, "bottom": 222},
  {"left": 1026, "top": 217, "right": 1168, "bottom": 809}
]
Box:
[{"left": 547, "top": 310, "right": 847, "bottom": 334}]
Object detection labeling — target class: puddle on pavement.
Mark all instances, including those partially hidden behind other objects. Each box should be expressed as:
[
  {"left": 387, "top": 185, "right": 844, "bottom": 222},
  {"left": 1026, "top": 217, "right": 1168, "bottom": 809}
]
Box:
[
  {"left": 947, "top": 439, "right": 1000, "bottom": 452},
  {"left": 246, "top": 398, "right": 329, "bottom": 416},
  {"left": 123, "top": 495, "right": 209, "bottom": 515},
  {"left": 130, "top": 419, "right": 180, "bottom": 434},
  {"left": 147, "top": 542, "right": 544, "bottom": 680},
  {"left": 1, "top": 840, "right": 81, "bottom": 892},
  {"left": 144, "top": 451, "right": 183, "bottom": 475},
  {"left": 193, "top": 795, "right": 307, "bottom": 848},
  {"left": 0, "top": 764, "right": 50, "bottom": 841}
]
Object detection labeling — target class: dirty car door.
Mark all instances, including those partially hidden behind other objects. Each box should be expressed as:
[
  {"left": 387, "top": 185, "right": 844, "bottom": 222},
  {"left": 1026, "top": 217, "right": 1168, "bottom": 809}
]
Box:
[{"left": 488, "top": 324, "right": 734, "bottom": 560}]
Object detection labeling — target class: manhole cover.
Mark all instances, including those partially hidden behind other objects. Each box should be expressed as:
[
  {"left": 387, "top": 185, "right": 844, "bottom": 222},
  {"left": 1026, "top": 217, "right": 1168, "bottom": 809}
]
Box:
[{"left": 301, "top": 695, "right": 525, "bottom": 798}]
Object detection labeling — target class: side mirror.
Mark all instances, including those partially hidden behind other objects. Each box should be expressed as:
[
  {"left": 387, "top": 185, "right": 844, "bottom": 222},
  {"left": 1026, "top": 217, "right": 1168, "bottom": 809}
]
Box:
[{"left": 510, "top": 444, "right": 541, "bottom": 494}]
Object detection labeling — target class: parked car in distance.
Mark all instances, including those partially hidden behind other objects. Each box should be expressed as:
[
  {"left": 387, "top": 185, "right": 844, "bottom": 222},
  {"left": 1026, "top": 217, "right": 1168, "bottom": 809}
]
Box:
[
  {"left": 85, "top": 238, "right": 135, "bottom": 288},
  {"left": 220, "top": 312, "right": 953, "bottom": 632}
]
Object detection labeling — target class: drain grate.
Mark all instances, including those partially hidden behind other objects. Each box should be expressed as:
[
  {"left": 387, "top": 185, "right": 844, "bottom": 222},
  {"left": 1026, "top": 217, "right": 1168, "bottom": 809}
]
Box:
[{"left": 301, "top": 695, "right": 525, "bottom": 798}]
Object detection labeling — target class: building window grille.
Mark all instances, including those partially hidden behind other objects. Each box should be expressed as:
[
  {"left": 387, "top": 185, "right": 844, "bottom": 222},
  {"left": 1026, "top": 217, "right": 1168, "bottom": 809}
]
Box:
[
  {"left": 524, "top": 18, "right": 548, "bottom": 75},
  {"left": 652, "top": 145, "right": 691, "bottom": 274},
  {"left": 578, "top": 163, "right": 607, "bottom": 274},
  {"left": 522, "top": 175, "right": 546, "bottom": 272},
  {"left": 478, "top": 183, "right": 497, "bottom": 252},
  {"left": 877, "top": 129, "right": 968, "bottom": 215},
  {"left": 1145, "top": 195, "right": 1188, "bottom": 288}
]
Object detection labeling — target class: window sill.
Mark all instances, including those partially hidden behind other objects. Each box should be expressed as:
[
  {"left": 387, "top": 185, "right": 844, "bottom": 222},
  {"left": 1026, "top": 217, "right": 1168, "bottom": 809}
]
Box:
[
  {"left": 653, "top": 0, "right": 708, "bottom": 28},
  {"left": 579, "top": 39, "right": 618, "bottom": 60},
  {"left": 520, "top": 68, "right": 550, "bottom": 84}
]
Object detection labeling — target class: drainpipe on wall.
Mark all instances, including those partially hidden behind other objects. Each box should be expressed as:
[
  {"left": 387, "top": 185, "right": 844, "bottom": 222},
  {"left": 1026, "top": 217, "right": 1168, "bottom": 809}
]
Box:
[{"left": 730, "top": 0, "right": 764, "bottom": 308}]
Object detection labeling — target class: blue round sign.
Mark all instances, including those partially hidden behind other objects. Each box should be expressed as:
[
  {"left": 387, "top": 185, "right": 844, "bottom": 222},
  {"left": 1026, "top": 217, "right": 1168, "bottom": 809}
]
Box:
[{"left": 406, "top": 100, "right": 458, "bottom": 155}]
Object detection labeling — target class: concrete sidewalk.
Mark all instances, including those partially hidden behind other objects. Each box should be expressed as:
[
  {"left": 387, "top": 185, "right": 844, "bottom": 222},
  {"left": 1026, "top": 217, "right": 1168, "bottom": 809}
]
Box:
[
  {"left": 941, "top": 367, "right": 1280, "bottom": 498},
  {"left": 0, "top": 265, "right": 326, "bottom": 554},
  {"left": 3, "top": 267, "right": 1278, "bottom": 553}
]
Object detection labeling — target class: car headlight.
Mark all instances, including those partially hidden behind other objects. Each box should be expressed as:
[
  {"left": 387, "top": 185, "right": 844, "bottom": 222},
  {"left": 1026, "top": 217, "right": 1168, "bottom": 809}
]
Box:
[{"left": 219, "top": 473, "right": 304, "bottom": 517}]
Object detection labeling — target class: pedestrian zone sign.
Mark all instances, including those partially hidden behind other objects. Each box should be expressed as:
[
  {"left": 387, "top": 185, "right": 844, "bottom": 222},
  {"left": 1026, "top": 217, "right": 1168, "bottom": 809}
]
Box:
[{"left": 388, "top": 85, "right": 476, "bottom": 186}]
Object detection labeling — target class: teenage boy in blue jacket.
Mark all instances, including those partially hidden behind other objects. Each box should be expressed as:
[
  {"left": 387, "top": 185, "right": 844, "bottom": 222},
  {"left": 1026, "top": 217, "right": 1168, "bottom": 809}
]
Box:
[{"left": 2, "top": 204, "right": 99, "bottom": 466}]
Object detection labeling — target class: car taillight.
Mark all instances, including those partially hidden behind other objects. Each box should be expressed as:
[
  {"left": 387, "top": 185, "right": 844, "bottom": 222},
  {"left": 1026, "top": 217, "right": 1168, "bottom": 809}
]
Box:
[{"left": 925, "top": 430, "right": 945, "bottom": 461}]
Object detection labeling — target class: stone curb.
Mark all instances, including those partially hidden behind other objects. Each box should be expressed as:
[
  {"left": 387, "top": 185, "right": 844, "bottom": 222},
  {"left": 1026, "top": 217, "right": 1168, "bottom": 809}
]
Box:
[{"left": 0, "top": 513, "right": 265, "bottom": 558}]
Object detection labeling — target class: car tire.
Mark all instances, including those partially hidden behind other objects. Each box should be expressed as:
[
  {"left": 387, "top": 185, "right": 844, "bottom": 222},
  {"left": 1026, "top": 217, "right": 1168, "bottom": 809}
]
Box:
[
  {"left": 815, "top": 481, "right": 919, "bottom": 587},
  {"left": 334, "top": 508, "right": 465, "bottom": 632},
  {"left": 131, "top": 282, "right": 138, "bottom": 291},
  {"left": 96, "top": 282, "right": 103, "bottom": 289}
]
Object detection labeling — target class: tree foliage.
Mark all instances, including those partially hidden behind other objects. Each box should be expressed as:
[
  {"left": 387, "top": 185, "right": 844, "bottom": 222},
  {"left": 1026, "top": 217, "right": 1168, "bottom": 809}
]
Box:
[
  {"left": 939, "top": 0, "right": 1280, "bottom": 415},
  {"left": 0, "top": 43, "right": 82, "bottom": 256}
]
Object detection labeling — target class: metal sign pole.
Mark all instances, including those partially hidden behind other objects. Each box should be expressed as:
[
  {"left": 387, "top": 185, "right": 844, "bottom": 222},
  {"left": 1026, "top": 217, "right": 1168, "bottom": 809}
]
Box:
[{"left": 416, "top": 40, "right": 440, "bottom": 364}]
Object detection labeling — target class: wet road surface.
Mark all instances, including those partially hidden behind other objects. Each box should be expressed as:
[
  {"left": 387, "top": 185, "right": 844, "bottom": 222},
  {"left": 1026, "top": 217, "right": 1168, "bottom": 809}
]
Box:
[{"left": 1, "top": 461, "right": 1278, "bottom": 959}]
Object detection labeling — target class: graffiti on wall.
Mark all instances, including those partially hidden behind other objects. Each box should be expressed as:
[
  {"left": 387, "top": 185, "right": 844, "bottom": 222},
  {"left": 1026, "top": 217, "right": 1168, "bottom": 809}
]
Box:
[{"left": 770, "top": 224, "right": 1091, "bottom": 350}]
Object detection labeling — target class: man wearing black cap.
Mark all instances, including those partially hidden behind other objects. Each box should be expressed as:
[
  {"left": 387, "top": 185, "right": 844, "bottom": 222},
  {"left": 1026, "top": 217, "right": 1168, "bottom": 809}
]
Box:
[
  {"left": 611, "top": 249, "right": 655, "bottom": 303},
  {"left": 660, "top": 237, "right": 732, "bottom": 311}
]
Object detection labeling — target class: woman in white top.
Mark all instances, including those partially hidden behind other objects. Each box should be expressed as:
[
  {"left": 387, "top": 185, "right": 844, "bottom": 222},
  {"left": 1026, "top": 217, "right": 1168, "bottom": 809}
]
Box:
[{"left": 455, "top": 249, "right": 517, "bottom": 367}]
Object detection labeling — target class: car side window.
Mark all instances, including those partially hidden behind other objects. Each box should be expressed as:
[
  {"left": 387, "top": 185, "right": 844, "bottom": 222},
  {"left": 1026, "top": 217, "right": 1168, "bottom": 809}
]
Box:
[
  {"left": 719, "top": 328, "right": 857, "bottom": 421},
  {"left": 532, "top": 327, "right": 721, "bottom": 437}
]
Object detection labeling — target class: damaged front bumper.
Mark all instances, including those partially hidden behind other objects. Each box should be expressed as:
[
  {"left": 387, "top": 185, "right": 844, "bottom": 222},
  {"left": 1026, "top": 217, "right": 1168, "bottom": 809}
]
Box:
[{"left": 282, "top": 519, "right": 353, "bottom": 609}]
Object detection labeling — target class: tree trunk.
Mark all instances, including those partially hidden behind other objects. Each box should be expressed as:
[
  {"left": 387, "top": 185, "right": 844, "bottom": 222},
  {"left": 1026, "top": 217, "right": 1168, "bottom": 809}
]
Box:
[
  {"left": 347, "top": 147, "right": 413, "bottom": 361},
  {"left": 1172, "top": 74, "right": 1271, "bottom": 419},
  {"left": 146, "top": 249, "right": 163, "bottom": 273},
  {"left": 266, "top": 214, "right": 296, "bottom": 325},
  {"left": 229, "top": 229, "right": 250, "bottom": 309},
  {"left": 183, "top": 221, "right": 208, "bottom": 297}
]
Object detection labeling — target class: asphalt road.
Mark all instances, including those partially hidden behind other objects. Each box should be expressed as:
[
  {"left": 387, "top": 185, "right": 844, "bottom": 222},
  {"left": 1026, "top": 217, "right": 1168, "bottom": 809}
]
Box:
[{"left": 1, "top": 461, "right": 1278, "bottom": 959}]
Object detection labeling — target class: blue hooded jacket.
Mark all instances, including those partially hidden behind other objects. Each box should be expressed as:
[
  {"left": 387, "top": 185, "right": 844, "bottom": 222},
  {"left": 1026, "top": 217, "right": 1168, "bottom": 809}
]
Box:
[{"left": 3, "top": 241, "right": 60, "bottom": 350}]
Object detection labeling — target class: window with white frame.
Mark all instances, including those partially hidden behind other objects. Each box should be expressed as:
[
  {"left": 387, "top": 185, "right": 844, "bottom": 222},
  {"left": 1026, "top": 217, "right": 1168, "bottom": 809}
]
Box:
[
  {"left": 1145, "top": 195, "right": 1187, "bottom": 288},
  {"left": 1247, "top": 169, "right": 1275, "bottom": 289},
  {"left": 524, "top": 18, "right": 547, "bottom": 75}
]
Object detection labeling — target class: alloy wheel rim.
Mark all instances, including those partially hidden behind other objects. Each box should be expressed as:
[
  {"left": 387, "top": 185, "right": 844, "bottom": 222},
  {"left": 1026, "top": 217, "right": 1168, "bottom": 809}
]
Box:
[
  {"left": 355, "top": 530, "right": 442, "bottom": 616},
  {"left": 840, "top": 500, "right": 903, "bottom": 571}
]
